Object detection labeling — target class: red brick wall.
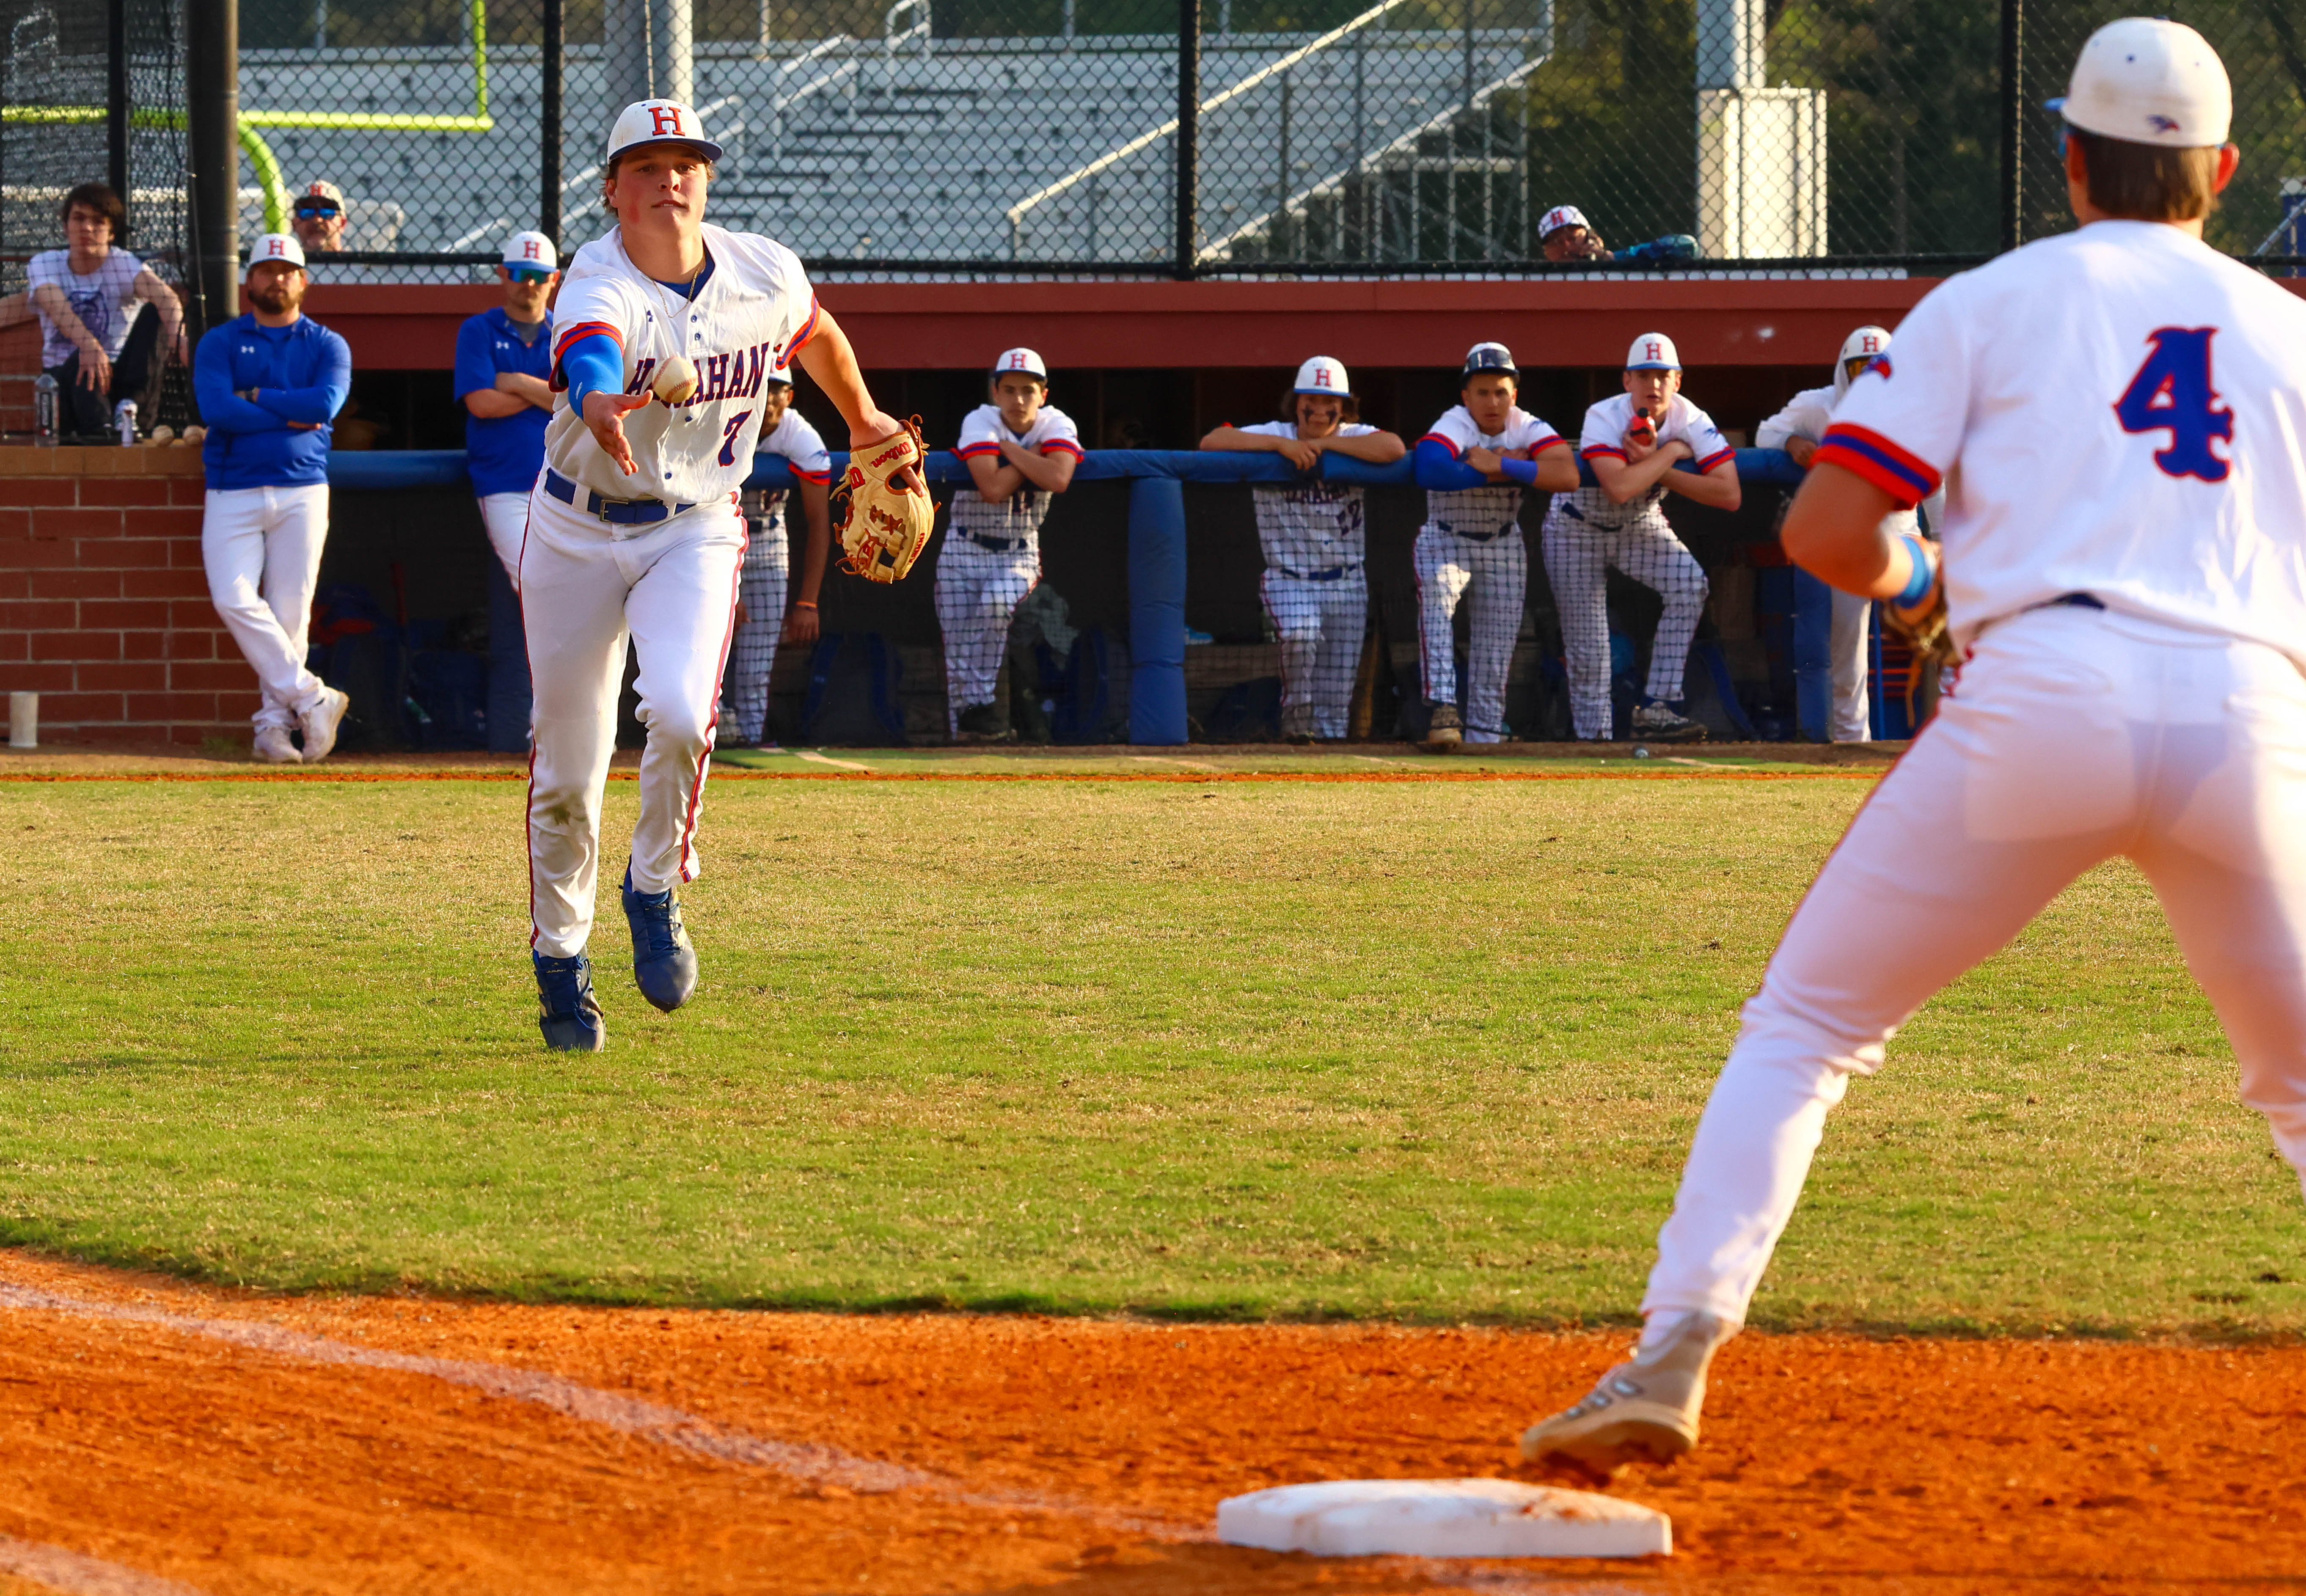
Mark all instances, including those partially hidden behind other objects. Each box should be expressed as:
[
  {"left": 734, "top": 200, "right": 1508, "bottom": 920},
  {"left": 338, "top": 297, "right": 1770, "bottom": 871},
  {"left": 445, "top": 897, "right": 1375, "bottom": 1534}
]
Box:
[{"left": 0, "top": 445, "right": 254, "bottom": 746}]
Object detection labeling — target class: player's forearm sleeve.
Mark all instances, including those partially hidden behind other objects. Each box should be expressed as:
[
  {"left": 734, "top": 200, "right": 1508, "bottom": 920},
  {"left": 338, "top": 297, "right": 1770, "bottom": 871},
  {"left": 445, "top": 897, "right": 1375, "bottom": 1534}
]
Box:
[
  {"left": 1497, "top": 455, "right": 1542, "bottom": 486},
  {"left": 1413, "top": 437, "right": 1490, "bottom": 490},
  {"left": 560, "top": 333, "right": 624, "bottom": 412},
  {"left": 191, "top": 337, "right": 284, "bottom": 433}
]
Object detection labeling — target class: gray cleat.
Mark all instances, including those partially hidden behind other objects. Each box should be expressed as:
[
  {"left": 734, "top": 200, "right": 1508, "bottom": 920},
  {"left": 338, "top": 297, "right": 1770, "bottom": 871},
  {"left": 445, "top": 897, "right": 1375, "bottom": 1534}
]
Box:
[{"left": 1519, "top": 1312, "right": 1738, "bottom": 1478}]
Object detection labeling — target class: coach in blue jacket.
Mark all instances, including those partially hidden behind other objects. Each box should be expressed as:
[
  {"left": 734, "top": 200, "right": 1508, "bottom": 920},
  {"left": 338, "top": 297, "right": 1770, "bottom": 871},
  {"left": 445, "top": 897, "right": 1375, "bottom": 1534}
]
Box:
[{"left": 193, "top": 232, "right": 354, "bottom": 764}]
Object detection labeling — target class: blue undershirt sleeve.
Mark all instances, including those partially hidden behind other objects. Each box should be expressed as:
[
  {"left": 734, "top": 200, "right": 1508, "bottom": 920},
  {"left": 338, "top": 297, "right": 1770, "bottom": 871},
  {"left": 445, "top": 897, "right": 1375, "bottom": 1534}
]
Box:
[
  {"left": 1498, "top": 455, "right": 1541, "bottom": 486},
  {"left": 1413, "top": 436, "right": 1490, "bottom": 490},
  {"left": 559, "top": 333, "right": 624, "bottom": 415}
]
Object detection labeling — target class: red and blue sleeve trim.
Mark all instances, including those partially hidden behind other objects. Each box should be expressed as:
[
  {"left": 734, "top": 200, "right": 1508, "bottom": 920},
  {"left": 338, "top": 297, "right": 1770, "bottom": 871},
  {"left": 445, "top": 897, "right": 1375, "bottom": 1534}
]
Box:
[
  {"left": 1695, "top": 446, "right": 1736, "bottom": 473},
  {"left": 1041, "top": 437, "right": 1085, "bottom": 459},
  {"left": 954, "top": 440, "right": 1003, "bottom": 460},
  {"left": 1528, "top": 432, "right": 1564, "bottom": 453},
  {"left": 1582, "top": 443, "right": 1627, "bottom": 462},
  {"left": 1418, "top": 431, "right": 1462, "bottom": 457},
  {"left": 1814, "top": 422, "right": 1939, "bottom": 508},
  {"left": 792, "top": 466, "right": 832, "bottom": 484},
  {"left": 548, "top": 320, "right": 623, "bottom": 391},
  {"left": 782, "top": 295, "right": 823, "bottom": 363}
]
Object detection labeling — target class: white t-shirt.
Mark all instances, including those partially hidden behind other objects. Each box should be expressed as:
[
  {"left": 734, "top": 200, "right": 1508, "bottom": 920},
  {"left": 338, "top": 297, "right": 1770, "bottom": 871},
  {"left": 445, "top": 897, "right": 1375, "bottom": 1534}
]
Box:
[
  {"left": 544, "top": 223, "right": 819, "bottom": 507},
  {"left": 752, "top": 404, "right": 831, "bottom": 530},
  {"left": 948, "top": 402, "right": 1084, "bottom": 543},
  {"left": 1822, "top": 221, "right": 2306, "bottom": 660},
  {"left": 1419, "top": 403, "right": 1564, "bottom": 533},
  {"left": 28, "top": 248, "right": 147, "bottom": 369},
  {"left": 1566, "top": 393, "right": 1735, "bottom": 530},
  {"left": 1237, "top": 420, "right": 1380, "bottom": 572}
]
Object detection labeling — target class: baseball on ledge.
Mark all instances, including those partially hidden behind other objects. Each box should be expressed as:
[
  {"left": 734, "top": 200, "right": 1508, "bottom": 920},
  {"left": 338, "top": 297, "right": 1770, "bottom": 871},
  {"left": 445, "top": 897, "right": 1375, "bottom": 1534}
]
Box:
[{"left": 652, "top": 355, "right": 700, "bottom": 405}]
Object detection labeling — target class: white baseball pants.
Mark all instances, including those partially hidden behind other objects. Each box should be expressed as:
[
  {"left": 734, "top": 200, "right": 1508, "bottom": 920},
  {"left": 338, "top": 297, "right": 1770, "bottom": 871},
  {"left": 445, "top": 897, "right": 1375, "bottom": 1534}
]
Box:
[
  {"left": 724, "top": 507, "right": 788, "bottom": 744},
  {"left": 1262, "top": 569, "right": 1367, "bottom": 741},
  {"left": 935, "top": 534, "right": 1038, "bottom": 732},
  {"left": 201, "top": 484, "right": 332, "bottom": 735},
  {"left": 1642, "top": 605, "right": 2306, "bottom": 1328},
  {"left": 1542, "top": 509, "right": 1708, "bottom": 741},
  {"left": 478, "top": 492, "right": 530, "bottom": 589},
  {"left": 1414, "top": 527, "right": 1525, "bottom": 742},
  {"left": 1830, "top": 585, "right": 1873, "bottom": 743},
  {"left": 522, "top": 487, "right": 746, "bottom": 959}
]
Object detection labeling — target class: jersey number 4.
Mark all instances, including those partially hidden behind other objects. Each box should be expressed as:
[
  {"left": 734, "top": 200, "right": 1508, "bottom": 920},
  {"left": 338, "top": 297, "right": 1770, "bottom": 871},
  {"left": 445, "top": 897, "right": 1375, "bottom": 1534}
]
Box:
[{"left": 2113, "top": 327, "right": 2232, "bottom": 482}]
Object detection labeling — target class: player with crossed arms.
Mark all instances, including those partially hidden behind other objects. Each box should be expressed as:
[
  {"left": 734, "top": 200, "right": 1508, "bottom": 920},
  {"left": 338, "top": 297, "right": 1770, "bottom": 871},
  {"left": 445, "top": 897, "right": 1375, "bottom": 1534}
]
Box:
[
  {"left": 1522, "top": 18, "right": 2306, "bottom": 1476},
  {"left": 1410, "top": 341, "right": 1579, "bottom": 747},
  {"left": 529, "top": 99, "right": 913, "bottom": 1051}
]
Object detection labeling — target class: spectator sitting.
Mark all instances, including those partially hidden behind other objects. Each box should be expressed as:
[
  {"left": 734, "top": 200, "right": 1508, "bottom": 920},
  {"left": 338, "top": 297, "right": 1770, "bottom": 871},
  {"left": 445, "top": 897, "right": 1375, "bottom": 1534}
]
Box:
[
  {"left": 291, "top": 181, "right": 349, "bottom": 256},
  {"left": 27, "top": 181, "right": 187, "bottom": 436}
]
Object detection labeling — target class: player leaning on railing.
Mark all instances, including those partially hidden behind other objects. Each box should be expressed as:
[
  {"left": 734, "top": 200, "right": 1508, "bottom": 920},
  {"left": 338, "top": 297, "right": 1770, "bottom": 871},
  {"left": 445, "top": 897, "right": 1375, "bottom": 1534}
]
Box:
[
  {"left": 1520, "top": 17, "right": 2306, "bottom": 1480},
  {"left": 523, "top": 98, "right": 919, "bottom": 1053}
]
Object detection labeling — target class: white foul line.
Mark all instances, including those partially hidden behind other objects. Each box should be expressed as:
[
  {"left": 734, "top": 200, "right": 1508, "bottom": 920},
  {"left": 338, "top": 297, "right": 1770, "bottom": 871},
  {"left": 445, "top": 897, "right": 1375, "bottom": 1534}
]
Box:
[
  {"left": 0, "top": 1535, "right": 209, "bottom": 1596},
  {"left": 0, "top": 1283, "right": 1200, "bottom": 1543}
]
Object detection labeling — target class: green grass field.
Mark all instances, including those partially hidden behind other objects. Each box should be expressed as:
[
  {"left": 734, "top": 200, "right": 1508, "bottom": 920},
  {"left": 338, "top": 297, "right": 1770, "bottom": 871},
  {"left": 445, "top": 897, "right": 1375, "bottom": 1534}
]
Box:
[{"left": 3, "top": 764, "right": 2302, "bottom": 1336}]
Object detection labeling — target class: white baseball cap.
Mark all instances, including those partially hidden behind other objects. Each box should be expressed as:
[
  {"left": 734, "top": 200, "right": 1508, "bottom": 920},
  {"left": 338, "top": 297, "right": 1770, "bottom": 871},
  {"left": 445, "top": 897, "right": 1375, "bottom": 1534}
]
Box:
[
  {"left": 606, "top": 99, "right": 724, "bottom": 165},
  {"left": 1625, "top": 332, "right": 1681, "bottom": 371},
  {"left": 1538, "top": 205, "right": 1591, "bottom": 239},
  {"left": 991, "top": 347, "right": 1047, "bottom": 380},
  {"left": 1838, "top": 325, "right": 1891, "bottom": 366},
  {"left": 246, "top": 232, "right": 307, "bottom": 273},
  {"left": 2049, "top": 17, "right": 2231, "bottom": 148},
  {"left": 1293, "top": 355, "right": 1351, "bottom": 396},
  {"left": 501, "top": 230, "right": 559, "bottom": 270}
]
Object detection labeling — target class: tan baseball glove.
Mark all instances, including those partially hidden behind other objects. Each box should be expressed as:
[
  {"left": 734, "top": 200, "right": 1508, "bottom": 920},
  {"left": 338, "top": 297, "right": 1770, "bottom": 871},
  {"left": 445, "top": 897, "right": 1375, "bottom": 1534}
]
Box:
[
  {"left": 1885, "top": 535, "right": 1958, "bottom": 667},
  {"left": 834, "top": 418, "right": 934, "bottom": 584}
]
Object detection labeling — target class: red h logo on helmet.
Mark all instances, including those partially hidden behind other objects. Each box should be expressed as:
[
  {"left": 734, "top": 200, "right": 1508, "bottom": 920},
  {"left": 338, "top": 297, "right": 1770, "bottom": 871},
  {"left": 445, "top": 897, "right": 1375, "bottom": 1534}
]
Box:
[
  {"left": 1313, "top": 366, "right": 1332, "bottom": 387},
  {"left": 523, "top": 240, "right": 542, "bottom": 259},
  {"left": 650, "top": 105, "right": 685, "bottom": 138},
  {"left": 1646, "top": 341, "right": 1662, "bottom": 361}
]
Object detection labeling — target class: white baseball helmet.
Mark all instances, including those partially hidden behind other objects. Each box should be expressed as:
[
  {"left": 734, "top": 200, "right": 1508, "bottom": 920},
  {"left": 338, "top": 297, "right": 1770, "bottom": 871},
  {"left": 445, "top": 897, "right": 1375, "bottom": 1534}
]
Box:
[
  {"left": 1463, "top": 341, "right": 1517, "bottom": 377},
  {"left": 992, "top": 347, "right": 1047, "bottom": 380},
  {"left": 2051, "top": 17, "right": 2230, "bottom": 148},
  {"left": 1838, "top": 325, "right": 1891, "bottom": 368},
  {"left": 1625, "top": 332, "right": 1681, "bottom": 371},
  {"left": 1293, "top": 355, "right": 1351, "bottom": 396},
  {"left": 606, "top": 99, "right": 724, "bottom": 164},
  {"left": 501, "top": 230, "right": 559, "bottom": 271},
  {"left": 1538, "top": 205, "right": 1590, "bottom": 239},
  {"left": 245, "top": 232, "right": 307, "bottom": 273}
]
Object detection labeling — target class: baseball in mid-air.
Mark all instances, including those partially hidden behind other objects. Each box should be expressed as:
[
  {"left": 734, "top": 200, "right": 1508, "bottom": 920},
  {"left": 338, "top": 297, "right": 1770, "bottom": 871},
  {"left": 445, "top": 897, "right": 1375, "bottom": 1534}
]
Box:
[{"left": 653, "top": 355, "right": 699, "bottom": 405}]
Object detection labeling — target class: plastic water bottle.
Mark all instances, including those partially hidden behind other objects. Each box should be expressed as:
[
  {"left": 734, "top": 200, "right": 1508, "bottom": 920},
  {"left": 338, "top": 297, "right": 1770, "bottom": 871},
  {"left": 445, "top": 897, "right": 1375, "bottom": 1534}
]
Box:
[
  {"left": 113, "top": 398, "right": 137, "bottom": 446},
  {"left": 32, "top": 373, "right": 58, "bottom": 446}
]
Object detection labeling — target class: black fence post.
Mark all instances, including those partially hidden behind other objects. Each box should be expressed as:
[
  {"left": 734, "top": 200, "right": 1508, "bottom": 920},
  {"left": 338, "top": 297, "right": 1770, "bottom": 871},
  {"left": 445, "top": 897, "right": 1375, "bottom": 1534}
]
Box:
[
  {"left": 106, "top": 0, "right": 130, "bottom": 213},
  {"left": 186, "top": 0, "right": 239, "bottom": 336},
  {"left": 542, "top": 0, "right": 564, "bottom": 250},
  {"left": 1176, "top": 0, "right": 1199, "bottom": 280},
  {"left": 2000, "top": 0, "right": 2023, "bottom": 253}
]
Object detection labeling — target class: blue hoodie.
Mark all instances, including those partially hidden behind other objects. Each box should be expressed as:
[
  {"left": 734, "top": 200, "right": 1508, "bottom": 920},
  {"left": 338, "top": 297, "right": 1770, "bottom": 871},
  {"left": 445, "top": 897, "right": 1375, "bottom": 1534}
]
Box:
[{"left": 193, "top": 314, "right": 352, "bottom": 490}]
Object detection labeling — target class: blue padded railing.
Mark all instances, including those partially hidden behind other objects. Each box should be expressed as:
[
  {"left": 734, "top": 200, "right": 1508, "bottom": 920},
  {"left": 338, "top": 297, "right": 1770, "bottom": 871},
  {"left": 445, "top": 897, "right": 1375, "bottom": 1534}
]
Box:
[{"left": 323, "top": 446, "right": 1809, "bottom": 745}]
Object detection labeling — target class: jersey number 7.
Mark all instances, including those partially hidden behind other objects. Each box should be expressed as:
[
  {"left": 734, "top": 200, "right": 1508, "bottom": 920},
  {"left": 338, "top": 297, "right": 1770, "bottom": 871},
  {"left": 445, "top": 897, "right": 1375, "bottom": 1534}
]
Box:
[{"left": 2113, "top": 327, "right": 2232, "bottom": 483}]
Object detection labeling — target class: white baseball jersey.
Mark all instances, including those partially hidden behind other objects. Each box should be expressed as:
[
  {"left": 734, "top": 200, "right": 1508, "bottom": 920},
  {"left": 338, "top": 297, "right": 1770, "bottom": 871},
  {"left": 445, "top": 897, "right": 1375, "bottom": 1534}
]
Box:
[
  {"left": 1758, "top": 379, "right": 1938, "bottom": 537},
  {"left": 544, "top": 223, "right": 819, "bottom": 507},
  {"left": 1419, "top": 404, "right": 1564, "bottom": 531},
  {"left": 1567, "top": 394, "right": 1735, "bottom": 530},
  {"left": 757, "top": 404, "right": 832, "bottom": 521},
  {"left": 1238, "top": 421, "right": 1379, "bottom": 573},
  {"left": 1824, "top": 222, "right": 2306, "bottom": 660},
  {"left": 949, "top": 402, "right": 1084, "bottom": 542}
]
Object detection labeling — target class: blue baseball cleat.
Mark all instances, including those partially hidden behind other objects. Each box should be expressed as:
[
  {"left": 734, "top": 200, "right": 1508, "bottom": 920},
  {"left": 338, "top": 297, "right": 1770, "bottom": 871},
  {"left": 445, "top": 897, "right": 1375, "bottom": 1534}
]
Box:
[
  {"left": 622, "top": 865, "right": 698, "bottom": 1013},
  {"left": 533, "top": 951, "right": 605, "bottom": 1051}
]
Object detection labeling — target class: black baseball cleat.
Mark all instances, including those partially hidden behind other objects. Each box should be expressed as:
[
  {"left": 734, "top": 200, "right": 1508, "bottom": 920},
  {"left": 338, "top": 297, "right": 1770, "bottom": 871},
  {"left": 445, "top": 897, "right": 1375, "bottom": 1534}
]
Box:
[
  {"left": 534, "top": 952, "right": 606, "bottom": 1052},
  {"left": 622, "top": 865, "right": 699, "bottom": 1013},
  {"left": 954, "top": 702, "right": 1015, "bottom": 745},
  {"left": 1630, "top": 702, "right": 1709, "bottom": 743}
]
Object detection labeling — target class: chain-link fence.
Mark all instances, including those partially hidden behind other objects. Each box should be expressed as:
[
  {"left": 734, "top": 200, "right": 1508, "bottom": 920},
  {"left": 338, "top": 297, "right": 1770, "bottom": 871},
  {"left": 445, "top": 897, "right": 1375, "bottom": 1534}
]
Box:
[{"left": 8, "top": 0, "right": 2306, "bottom": 295}]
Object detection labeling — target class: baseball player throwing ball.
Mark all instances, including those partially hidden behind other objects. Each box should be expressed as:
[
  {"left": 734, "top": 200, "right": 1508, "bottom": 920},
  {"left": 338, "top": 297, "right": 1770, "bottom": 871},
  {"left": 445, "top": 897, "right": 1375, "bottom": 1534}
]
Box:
[
  {"left": 1522, "top": 18, "right": 2306, "bottom": 1478},
  {"left": 722, "top": 370, "right": 831, "bottom": 747},
  {"left": 1549, "top": 335, "right": 1740, "bottom": 742},
  {"left": 940, "top": 347, "right": 1082, "bottom": 742},
  {"left": 1411, "top": 342, "right": 1579, "bottom": 746},
  {"left": 527, "top": 99, "right": 913, "bottom": 1051},
  {"left": 1201, "top": 358, "right": 1406, "bottom": 742}
]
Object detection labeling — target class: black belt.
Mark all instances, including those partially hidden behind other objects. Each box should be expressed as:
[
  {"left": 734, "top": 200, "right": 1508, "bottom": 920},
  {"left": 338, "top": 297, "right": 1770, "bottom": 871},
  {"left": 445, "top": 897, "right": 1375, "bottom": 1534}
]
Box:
[
  {"left": 1434, "top": 522, "right": 1517, "bottom": 542},
  {"left": 1273, "top": 564, "right": 1362, "bottom": 582},
  {"left": 545, "top": 469, "right": 694, "bottom": 526},
  {"left": 960, "top": 530, "right": 1029, "bottom": 552}
]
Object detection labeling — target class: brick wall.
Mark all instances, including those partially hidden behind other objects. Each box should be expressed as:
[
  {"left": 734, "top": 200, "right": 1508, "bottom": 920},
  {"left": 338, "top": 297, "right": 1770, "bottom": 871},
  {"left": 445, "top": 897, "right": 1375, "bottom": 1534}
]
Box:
[{"left": 0, "top": 445, "right": 253, "bottom": 745}]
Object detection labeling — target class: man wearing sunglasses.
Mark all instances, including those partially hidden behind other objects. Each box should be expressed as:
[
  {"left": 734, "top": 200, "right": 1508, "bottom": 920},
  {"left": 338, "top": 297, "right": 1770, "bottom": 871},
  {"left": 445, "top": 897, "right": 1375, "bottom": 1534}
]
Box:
[
  {"left": 454, "top": 230, "right": 561, "bottom": 751},
  {"left": 289, "top": 181, "right": 349, "bottom": 257}
]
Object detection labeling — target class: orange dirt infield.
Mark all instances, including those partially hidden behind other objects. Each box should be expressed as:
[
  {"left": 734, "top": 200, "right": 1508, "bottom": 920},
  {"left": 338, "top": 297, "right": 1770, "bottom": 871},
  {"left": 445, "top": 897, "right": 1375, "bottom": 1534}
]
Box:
[{"left": 1, "top": 1251, "right": 2299, "bottom": 1596}]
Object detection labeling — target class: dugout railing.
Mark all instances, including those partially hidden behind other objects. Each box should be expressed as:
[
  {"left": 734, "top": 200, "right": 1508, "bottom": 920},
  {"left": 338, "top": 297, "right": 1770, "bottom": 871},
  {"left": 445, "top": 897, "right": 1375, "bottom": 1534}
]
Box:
[{"left": 330, "top": 444, "right": 1815, "bottom": 748}]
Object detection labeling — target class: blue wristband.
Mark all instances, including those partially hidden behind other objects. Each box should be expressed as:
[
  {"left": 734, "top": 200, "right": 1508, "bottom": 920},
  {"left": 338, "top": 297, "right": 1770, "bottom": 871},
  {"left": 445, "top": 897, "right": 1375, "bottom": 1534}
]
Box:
[
  {"left": 1893, "top": 534, "right": 1935, "bottom": 608},
  {"left": 1499, "top": 455, "right": 1541, "bottom": 486}
]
